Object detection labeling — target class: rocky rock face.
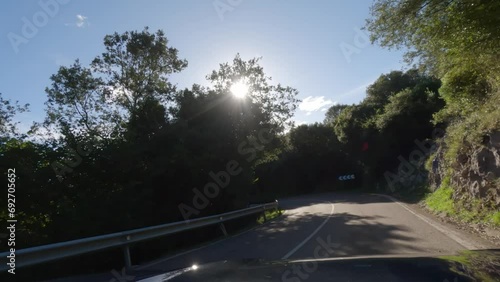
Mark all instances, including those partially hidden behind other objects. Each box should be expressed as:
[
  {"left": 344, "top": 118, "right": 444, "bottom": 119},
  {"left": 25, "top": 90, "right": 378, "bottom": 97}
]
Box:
[
  {"left": 432, "top": 131, "right": 500, "bottom": 207},
  {"left": 429, "top": 143, "right": 445, "bottom": 191}
]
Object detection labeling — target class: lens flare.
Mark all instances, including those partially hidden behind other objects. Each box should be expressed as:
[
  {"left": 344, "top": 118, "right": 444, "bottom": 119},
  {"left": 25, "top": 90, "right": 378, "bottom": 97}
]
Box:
[{"left": 230, "top": 80, "right": 249, "bottom": 98}]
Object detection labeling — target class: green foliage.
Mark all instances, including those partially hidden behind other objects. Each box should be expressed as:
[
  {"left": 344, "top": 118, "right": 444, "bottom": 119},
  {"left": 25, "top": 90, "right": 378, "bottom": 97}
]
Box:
[
  {"left": 367, "top": 0, "right": 500, "bottom": 127},
  {"left": 425, "top": 182, "right": 455, "bottom": 216},
  {"left": 43, "top": 27, "right": 187, "bottom": 141},
  {"left": 365, "top": 69, "right": 425, "bottom": 107},
  {"left": 434, "top": 67, "right": 494, "bottom": 124},
  {"left": 257, "top": 208, "right": 283, "bottom": 224},
  {"left": 430, "top": 91, "right": 500, "bottom": 225},
  {"left": 440, "top": 89, "right": 500, "bottom": 166},
  {"left": 439, "top": 68, "right": 491, "bottom": 104},
  {"left": 426, "top": 173, "right": 500, "bottom": 226},
  {"left": 366, "top": 0, "right": 500, "bottom": 78},
  {"left": 332, "top": 69, "right": 443, "bottom": 188},
  {"left": 376, "top": 78, "right": 442, "bottom": 131},
  {"left": 334, "top": 103, "right": 373, "bottom": 144},
  {"left": 487, "top": 212, "right": 500, "bottom": 226},
  {"left": 323, "top": 104, "right": 348, "bottom": 125},
  {"left": 0, "top": 93, "right": 29, "bottom": 139},
  {"left": 255, "top": 122, "right": 355, "bottom": 196},
  {"left": 424, "top": 152, "right": 436, "bottom": 172},
  {"left": 289, "top": 123, "right": 340, "bottom": 156},
  {"left": 206, "top": 54, "right": 300, "bottom": 132},
  {"left": 367, "top": 0, "right": 500, "bottom": 228},
  {"left": 1, "top": 28, "right": 301, "bottom": 257}
]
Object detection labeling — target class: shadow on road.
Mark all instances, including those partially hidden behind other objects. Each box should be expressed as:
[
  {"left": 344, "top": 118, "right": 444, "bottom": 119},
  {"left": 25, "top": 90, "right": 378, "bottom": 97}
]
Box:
[{"left": 259, "top": 209, "right": 423, "bottom": 258}]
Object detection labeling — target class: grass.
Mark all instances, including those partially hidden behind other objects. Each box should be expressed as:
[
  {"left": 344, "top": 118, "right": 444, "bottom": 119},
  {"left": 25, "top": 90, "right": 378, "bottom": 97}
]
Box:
[
  {"left": 425, "top": 182, "right": 500, "bottom": 227},
  {"left": 424, "top": 85, "right": 500, "bottom": 228},
  {"left": 425, "top": 185, "right": 456, "bottom": 216},
  {"left": 486, "top": 211, "right": 500, "bottom": 226},
  {"left": 441, "top": 89, "right": 500, "bottom": 165},
  {"left": 257, "top": 208, "right": 284, "bottom": 224}
]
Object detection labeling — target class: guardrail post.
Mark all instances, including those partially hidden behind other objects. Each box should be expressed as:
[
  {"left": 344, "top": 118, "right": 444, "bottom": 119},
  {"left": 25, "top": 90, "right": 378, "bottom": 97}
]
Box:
[
  {"left": 123, "top": 244, "right": 132, "bottom": 271},
  {"left": 122, "top": 235, "right": 132, "bottom": 272},
  {"left": 219, "top": 223, "right": 228, "bottom": 236}
]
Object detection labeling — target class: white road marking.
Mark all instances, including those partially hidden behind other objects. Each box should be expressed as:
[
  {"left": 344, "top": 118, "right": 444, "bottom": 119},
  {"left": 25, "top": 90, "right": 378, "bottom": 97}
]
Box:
[
  {"left": 372, "top": 193, "right": 484, "bottom": 250},
  {"left": 281, "top": 202, "right": 335, "bottom": 259}
]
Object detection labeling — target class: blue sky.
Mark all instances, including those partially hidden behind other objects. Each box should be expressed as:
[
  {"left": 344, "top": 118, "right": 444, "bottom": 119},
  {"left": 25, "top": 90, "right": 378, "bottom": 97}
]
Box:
[{"left": 1, "top": 0, "right": 406, "bottom": 131}]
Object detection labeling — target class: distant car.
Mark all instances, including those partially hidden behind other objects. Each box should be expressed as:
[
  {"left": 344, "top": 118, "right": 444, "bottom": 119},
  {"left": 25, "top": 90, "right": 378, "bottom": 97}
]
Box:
[{"left": 136, "top": 249, "right": 500, "bottom": 281}]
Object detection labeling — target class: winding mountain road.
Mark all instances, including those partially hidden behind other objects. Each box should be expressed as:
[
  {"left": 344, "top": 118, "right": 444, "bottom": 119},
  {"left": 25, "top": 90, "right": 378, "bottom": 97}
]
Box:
[
  {"left": 51, "top": 192, "right": 495, "bottom": 281},
  {"left": 137, "top": 192, "right": 492, "bottom": 272}
]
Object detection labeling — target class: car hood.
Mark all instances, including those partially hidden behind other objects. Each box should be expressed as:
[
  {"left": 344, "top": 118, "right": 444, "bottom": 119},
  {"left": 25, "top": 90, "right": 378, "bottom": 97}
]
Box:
[{"left": 136, "top": 249, "right": 500, "bottom": 282}]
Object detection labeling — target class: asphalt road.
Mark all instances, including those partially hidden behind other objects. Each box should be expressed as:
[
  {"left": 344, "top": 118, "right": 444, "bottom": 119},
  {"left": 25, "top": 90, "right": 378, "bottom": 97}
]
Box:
[
  {"left": 136, "top": 192, "right": 493, "bottom": 273},
  {"left": 49, "top": 192, "right": 496, "bottom": 281}
]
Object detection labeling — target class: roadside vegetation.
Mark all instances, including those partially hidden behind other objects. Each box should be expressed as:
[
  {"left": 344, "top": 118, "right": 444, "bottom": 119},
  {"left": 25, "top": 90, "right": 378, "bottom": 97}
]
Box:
[
  {"left": 426, "top": 181, "right": 500, "bottom": 227},
  {"left": 257, "top": 208, "right": 284, "bottom": 224},
  {"left": 365, "top": 0, "right": 500, "bottom": 228}
]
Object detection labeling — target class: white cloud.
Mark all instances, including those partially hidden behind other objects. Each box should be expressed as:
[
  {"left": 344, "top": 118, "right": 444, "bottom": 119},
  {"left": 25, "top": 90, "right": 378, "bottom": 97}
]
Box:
[
  {"left": 76, "top": 14, "right": 88, "bottom": 28},
  {"left": 320, "top": 107, "right": 328, "bottom": 112},
  {"left": 299, "top": 96, "right": 335, "bottom": 113}
]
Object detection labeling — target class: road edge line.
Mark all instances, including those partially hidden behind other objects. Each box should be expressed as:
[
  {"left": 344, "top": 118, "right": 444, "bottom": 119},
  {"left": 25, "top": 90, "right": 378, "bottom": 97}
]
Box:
[{"left": 371, "top": 193, "right": 480, "bottom": 250}]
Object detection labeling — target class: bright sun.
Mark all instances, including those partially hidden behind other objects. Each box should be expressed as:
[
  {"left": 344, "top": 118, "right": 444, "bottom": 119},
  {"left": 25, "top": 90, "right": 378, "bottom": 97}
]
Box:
[{"left": 230, "top": 80, "right": 249, "bottom": 99}]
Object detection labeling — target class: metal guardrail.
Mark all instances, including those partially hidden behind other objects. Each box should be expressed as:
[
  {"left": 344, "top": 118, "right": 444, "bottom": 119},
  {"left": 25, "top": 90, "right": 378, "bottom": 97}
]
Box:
[{"left": 0, "top": 200, "right": 279, "bottom": 272}]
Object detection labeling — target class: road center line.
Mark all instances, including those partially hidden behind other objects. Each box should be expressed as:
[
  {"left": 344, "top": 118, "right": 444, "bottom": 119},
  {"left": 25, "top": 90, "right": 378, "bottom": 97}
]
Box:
[{"left": 281, "top": 202, "right": 335, "bottom": 259}]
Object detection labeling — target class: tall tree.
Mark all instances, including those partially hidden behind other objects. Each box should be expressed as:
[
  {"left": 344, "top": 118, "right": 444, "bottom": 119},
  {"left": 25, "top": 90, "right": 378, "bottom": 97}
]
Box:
[
  {"left": 206, "top": 54, "right": 300, "bottom": 133},
  {"left": 43, "top": 27, "right": 187, "bottom": 141}
]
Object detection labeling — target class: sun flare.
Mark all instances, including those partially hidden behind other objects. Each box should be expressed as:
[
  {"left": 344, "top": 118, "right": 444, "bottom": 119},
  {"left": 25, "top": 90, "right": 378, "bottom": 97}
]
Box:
[{"left": 230, "top": 80, "right": 249, "bottom": 99}]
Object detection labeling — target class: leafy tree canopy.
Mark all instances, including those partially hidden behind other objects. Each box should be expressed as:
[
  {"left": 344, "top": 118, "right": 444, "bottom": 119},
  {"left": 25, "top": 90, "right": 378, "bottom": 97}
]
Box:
[
  {"left": 365, "top": 0, "right": 500, "bottom": 79},
  {"left": 206, "top": 54, "right": 300, "bottom": 132},
  {"left": 43, "top": 27, "right": 187, "bottom": 142},
  {"left": 0, "top": 93, "right": 29, "bottom": 140}
]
